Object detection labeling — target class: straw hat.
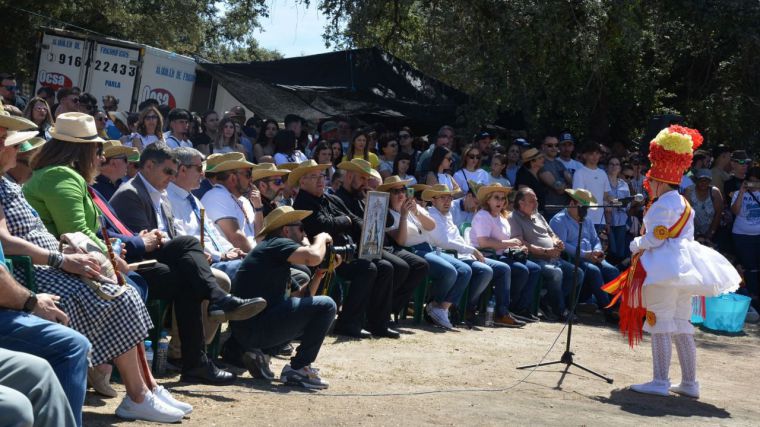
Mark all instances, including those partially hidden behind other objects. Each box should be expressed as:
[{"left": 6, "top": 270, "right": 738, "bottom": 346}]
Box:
[
  {"left": 207, "top": 158, "right": 255, "bottom": 174},
  {"left": 256, "top": 206, "right": 312, "bottom": 237},
  {"left": 107, "top": 111, "right": 129, "bottom": 127},
  {"left": 369, "top": 168, "right": 382, "bottom": 182},
  {"left": 0, "top": 107, "right": 37, "bottom": 131},
  {"left": 103, "top": 140, "right": 134, "bottom": 158},
  {"left": 377, "top": 175, "right": 413, "bottom": 192},
  {"left": 3, "top": 129, "right": 39, "bottom": 147},
  {"left": 127, "top": 148, "right": 140, "bottom": 163},
  {"left": 251, "top": 163, "right": 289, "bottom": 182},
  {"left": 49, "top": 112, "right": 105, "bottom": 143},
  {"left": 520, "top": 147, "right": 543, "bottom": 164},
  {"left": 18, "top": 137, "right": 47, "bottom": 153},
  {"left": 205, "top": 152, "right": 245, "bottom": 172},
  {"left": 337, "top": 158, "right": 373, "bottom": 178},
  {"left": 287, "top": 159, "right": 331, "bottom": 187},
  {"left": 476, "top": 183, "right": 512, "bottom": 204},
  {"left": 411, "top": 184, "right": 430, "bottom": 193},
  {"left": 278, "top": 162, "right": 301, "bottom": 171},
  {"left": 422, "top": 184, "right": 455, "bottom": 201},
  {"left": 564, "top": 188, "right": 598, "bottom": 207}
]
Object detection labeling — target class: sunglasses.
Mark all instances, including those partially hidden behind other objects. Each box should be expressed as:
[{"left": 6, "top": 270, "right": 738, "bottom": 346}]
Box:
[
  {"left": 162, "top": 167, "right": 178, "bottom": 176},
  {"left": 145, "top": 115, "right": 159, "bottom": 120},
  {"left": 399, "top": 134, "right": 411, "bottom": 139},
  {"left": 97, "top": 116, "right": 107, "bottom": 122},
  {"left": 184, "top": 163, "right": 203, "bottom": 173},
  {"left": 237, "top": 170, "right": 252, "bottom": 178},
  {"left": 623, "top": 174, "right": 635, "bottom": 179},
  {"left": 389, "top": 188, "right": 407, "bottom": 195},
  {"left": 33, "top": 106, "right": 48, "bottom": 112},
  {"left": 468, "top": 154, "right": 481, "bottom": 160},
  {"left": 96, "top": 143, "right": 104, "bottom": 156},
  {"left": 264, "top": 177, "right": 284, "bottom": 185},
  {"left": 544, "top": 144, "right": 558, "bottom": 148},
  {"left": 2, "top": 85, "right": 18, "bottom": 91},
  {"left": 734, "top": 159, "right": 750, "bottom": 165}
]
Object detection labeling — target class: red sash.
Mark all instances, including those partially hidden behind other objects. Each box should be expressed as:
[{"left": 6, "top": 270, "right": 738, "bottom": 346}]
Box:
[
  {"left": 88, "top": 187, "right": 133, "bottom": 236},
  {"left": 602, "top": 198, "right": 692, "bottom": 347}
]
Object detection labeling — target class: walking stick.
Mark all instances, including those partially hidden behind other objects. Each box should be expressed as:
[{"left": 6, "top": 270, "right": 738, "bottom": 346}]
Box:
[
  {"left": 99, "top": 216, "right": 125, "bottom": 285},
  {"left": 199, "top": 208, "right": 205, "bottom": 249}
]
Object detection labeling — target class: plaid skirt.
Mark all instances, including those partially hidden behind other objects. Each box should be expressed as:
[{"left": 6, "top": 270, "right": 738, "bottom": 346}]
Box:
[{"left": 14, "top": 266, "right": 153, "bottom": 365}]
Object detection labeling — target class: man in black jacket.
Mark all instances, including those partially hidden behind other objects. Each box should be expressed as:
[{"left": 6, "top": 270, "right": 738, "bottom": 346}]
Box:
[{"left": 291, "top": 160, "right": 396, "bottom": 338}]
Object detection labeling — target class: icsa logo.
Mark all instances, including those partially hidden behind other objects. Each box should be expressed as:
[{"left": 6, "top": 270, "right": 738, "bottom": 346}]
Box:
[
  {"left": 141, "top": 86, "right": 176, "bottom": 109},
  {"left": 38, "top": 71, "right": 73, "bottom": 91}
]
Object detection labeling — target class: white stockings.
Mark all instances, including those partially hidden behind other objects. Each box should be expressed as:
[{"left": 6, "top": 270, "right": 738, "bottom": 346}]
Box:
[{"left": 651, "top": 333, "right": 672, "bottom": 382}]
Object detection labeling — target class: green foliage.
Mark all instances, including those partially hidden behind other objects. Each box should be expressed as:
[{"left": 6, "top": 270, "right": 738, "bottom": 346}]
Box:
[
  {"left": 0, "top": 0, "right": 280, "bottom": 77},
  {"left": 311, "top": 0, "right": 760, "bottom": 149}
]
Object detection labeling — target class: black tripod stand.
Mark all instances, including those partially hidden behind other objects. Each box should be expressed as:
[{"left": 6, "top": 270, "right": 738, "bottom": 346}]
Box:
[{"left": 517, "top": 204, "right": 613, "bottom": 384}]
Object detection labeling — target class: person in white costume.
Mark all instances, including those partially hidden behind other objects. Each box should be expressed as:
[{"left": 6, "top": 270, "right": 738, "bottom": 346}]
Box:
[{"left": 604, "top": 125, "right": 740, "bottom": 399}]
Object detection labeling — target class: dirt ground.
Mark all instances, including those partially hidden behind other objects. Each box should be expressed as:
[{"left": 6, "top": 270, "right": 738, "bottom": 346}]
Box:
[{"left": 84, "top": 315, "right": 760, "bottom": 426}]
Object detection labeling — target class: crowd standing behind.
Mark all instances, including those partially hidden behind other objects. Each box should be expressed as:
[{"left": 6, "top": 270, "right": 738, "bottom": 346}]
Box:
[{"left": 1, "top": 78, "right": 760, "bottom": 425}]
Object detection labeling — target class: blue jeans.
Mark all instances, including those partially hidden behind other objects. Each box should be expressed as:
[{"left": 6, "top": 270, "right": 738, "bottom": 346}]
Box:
[
  {"left": 0, "top": 310, "right": 90, "bottom": 427},
  {"left": 579, "top": 259, "right": 618, "bottom": 308},
  {"left": 530, "top": 257, "right": 582, "bottom": 316},
  {"left": 211, "top": 259, "right": 243, "bottom": 283},
  {"left": 608, "top": 225, "right": 628, "bottom": 260},
  {"left": 499, "top": 257, "right": 541, "bottom": 313},
  {"left": 411, "top": 247, "right": 471, "bottom": 305},
  {"left": 232, "top": 296, "right": 336, "bottom": 370},
  {"left": 733, "top": 233, "right": 760, "bottom": 297},
  {"left": 462, "top": 259, "right": 494, "bottom": 310}
]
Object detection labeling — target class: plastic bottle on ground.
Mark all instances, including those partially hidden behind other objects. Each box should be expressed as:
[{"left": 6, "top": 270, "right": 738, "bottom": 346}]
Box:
[
  {"left": 485, "top": 297, "right": 496, "bottom": 327},
  {"left": 144, "top": 340, "right": 154, "bottom": 370}
]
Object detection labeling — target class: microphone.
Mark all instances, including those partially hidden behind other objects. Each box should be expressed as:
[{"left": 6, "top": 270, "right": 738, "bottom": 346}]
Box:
[{"left": 612, "top": 194, "right": 644, "bottom": 206}]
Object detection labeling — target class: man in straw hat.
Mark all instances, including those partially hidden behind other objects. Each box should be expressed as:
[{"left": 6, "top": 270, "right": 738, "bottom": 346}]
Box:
[
  {"left": 229, "top": 206, "right": 337, "bottom": 389},
  {"left": 5, "top": 136, "right": 45, "bottom": 185},
  {"left": 291, "top": 159, "right": 380, "bottom": 339},
  {"left": 548, "top": 188, "right": 619, "bottom": 323},
  {"left": 602, "top": 126, "right": 740, "bottom": 398},
  {"left": 251, "top": 163, "right": 290, "bottom": 216},
  {"left": 110, "top": 144, "right": 267, "bottom": 385},
  {"left": 201, "top": 154, "right": 263, "bottom": 253},
  {"left": 334, "top": 159, "right": 427, "bottom": 338},
  {"left": 193, "top": 152, "right": 242, "bottom": 199},
  {"left": 93, "top": 140, "right": 133, "bottom": 200}
]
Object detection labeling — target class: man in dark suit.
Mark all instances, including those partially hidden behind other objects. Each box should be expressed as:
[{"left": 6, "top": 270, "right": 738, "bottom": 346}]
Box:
[{"left": 110, "top": 145, "right": 266, "bottom": 384}]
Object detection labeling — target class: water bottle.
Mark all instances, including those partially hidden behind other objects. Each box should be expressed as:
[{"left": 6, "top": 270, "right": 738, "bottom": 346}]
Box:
[
  {"left": 155, "top": 331, "right": 169, "bottom": 375},
  {"left": 144, "top": 340, "right": 154, "bottom": 370},
  {"left": 485, "top": 297, "right": 496, "bottom": 327}
]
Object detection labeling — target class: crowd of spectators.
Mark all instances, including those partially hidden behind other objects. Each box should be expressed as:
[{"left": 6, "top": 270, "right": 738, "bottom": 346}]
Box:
[{"left": 2, "top": 75, "right": 759, "bottom": 424}]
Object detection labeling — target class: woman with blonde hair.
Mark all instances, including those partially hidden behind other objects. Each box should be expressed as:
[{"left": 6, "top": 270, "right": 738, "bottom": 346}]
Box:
[
  {"left": 22, "top": 96, "right": 54, "bottom": 139},
  {"left": 129, "top": 106, "right": 164, "bottom": 150},
  {"left": 212, "top": 116, "right": 246, "bottom": 154}
]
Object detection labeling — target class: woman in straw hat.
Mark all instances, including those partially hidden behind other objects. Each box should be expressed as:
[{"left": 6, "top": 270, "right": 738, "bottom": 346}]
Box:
[
  {"left": 514, "top": 147, "right": 546, "bottom": 211},
  {"left": 5, "top": 136, "right": 45, "bottom": 185},
  {"left": 470, "top": 184, "right": 541, "bottom": 323},
  {"left": 603, "top": 126, "right": 740, "bottom": 399},
  {"left": 380, "top": 176, "right": 468, "bottom": 330},
  {"left": 14, "top": 113, "right": 189, "bottom": 422}
]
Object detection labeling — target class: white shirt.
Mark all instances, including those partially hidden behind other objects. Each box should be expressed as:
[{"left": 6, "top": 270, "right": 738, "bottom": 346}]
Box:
[
  {"left": 558, "top": 157, "right": 584, "bottom": 176},
  {"left": 128, "top": 133, "right": 161, "bottom": 148},
  {"left": 453, "top": 168, "right": 489, "bottom": 194},
  {"left": 163, "top": 131, "right": 193, "bottom": 149},
  {"left": 166, "top": 182, "right": 234, "bottom": 262},
  {"left": 427, "top": 206, "right": 476, "bottom": 260},
  {"left": 273, "top": 151, "right": 308, "bottom": 165},
  {"left": 387, "top": 210, "right": 429, "bottom": 247},
  {"left": 572, "top": 165, "right": 611, "bottom": 225},
  {"left": 201, "top": 184, "right": 257, "bottom": 247},
  {"left": 731, "top": 190, "right": 760, "bottom": 235},
  {"left": 137, "top": 172, "right": 168, "bottom": 232}
]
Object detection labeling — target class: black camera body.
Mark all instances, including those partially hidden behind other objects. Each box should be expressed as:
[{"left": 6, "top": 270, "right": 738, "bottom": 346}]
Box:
[
  {"left": 505, "top": 246, "right": 528, "bottom": 263},
  {"left": 319, "top": 241, "right": 357, "bottom": 269}
]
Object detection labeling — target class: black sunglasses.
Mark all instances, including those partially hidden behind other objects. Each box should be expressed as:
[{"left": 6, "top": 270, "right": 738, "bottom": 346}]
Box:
[{"left": 264, "top": 177, "right": 284, "bottom": 185}]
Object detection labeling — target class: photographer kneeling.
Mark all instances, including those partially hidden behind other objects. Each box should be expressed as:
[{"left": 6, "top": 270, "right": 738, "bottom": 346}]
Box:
[{"left": 230, "top": 206, "right": 337, "bottom": 389}]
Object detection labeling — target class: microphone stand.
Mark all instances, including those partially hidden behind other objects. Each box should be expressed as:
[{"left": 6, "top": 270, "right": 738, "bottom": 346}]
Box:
[{"left": 517, "top": 204, "right": 613, "bottom": 384}]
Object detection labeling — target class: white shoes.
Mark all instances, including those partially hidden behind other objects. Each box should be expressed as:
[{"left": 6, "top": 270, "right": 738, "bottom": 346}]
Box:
[
  {"left": 670, "top": 381, "right": 700, "bottom": 398},
  {"left": 154, "top": 385, "right": 193, "bottom": 415},
  {"left": 115, "top": 391, "right": 184, "bottom": 423},
  {"left": 630, "top": 380, "right": 671, "bottom": 396},
  {"left": 426, "top": 304, "right": 453, "bottom": 329}
]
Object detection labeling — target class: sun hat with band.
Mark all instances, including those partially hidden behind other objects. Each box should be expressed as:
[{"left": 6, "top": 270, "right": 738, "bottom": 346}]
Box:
[
  {"left": 337, "top": 158, "right": 373, "bottom": 177},
  {"left": 476, "top": 183, "right": 512, "bottom": 204},
  {"left": 645, "top": 125, "right": 703, "bottom": 188},
  {"left": 49, "top": 112, "right": 105, "bottom": 144},
  {"left": 102, "top": 140, "right": 134, "bottom": 158},
  {"left": 564, "top": 188, "right": 598, "bottom": 207},
  {"left": 256, "top": 206, "right": 313, "bottom": 237},
  {"left": 18, "top": 137, "right": 46, "bottom": 153},
  {"left": 422, "top": 183, "right": 455, "bottom": 201},
  {"left": 377, "top": 175, "right": 413, "bottom": 192},
  {"left": 205, "top": 152, "right": 245, "bottom": 173},
  {"left": 251, "top": 162, "right": 290, "bottom": 182},
  {"left": 206, "top": 158, "right": 255, "bottom": 174},
  {"left": 287, "top": 159, "right": 331, "bottom": 187},
  {"left": 520, "top": 147, "right": 543, "bottom": 164}
]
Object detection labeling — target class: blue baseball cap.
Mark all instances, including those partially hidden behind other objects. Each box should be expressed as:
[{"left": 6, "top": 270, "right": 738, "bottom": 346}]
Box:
[
  {"left": 559, "top": 132, "right": 575, "bottom": 144},
  {"left": 474, "top": 130, "right": 493, "bottom": 141},
  {"left": 513, "top": 138, "right": 530, "bottom": 147}
]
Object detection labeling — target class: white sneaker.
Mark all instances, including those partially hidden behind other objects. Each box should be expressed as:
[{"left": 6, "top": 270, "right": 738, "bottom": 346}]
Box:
[
  {"left": 115, "top": 391, "right": 184, "bottom": 423},
  {"left": 630, "top": 380, "right": 671, "bottom": 396},
  {"left": 154, "top": 385, "right": 193, "bottom": 415},
  {"left": 670, "top": 381, "right": 700, "bottom": 398}
]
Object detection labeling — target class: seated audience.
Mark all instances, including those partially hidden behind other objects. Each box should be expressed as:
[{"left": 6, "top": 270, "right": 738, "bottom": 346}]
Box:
[
  {"left": 377, "top": 135, "right": 398, "bottom": 179},
  {"left": 212, "top": 117, "right": 246, "bottom": 154},
  {"left": 130, "top": 106, "right": 164, "bottom": 150},
  {"left": 488, "top": 153, "right": 511, "bottom": 187},
  {"left": 273, "top": 129, "right": 308, "bottom": 165},
  {"left": 5, "top": 136, "right": 45, "bottom": 185},
  {"left": 251, "top": 162, "right": 290, "bottom": 216},
  {"left": 426, "top": 146, "right": 462, "bottom": 195},
  {"left": 392, "top": 151, "right": 417, "bottom": 186},
  {"left": 342, "top": 129, "right": 379, "bottom": 168},
  {"left": 538, "top": 135, "right": 571, "bottom": 219},
  {"left": 254, "top": 119, "right": 278, "bottom": 161},
  {"left": 93, "top": 140, "right": 133, "bottom": 200},
  {"left": 163, "top": 108, "right": 193, "bottom": 149},
  {"left": 453, "top": 144, "right": 489, "bottom": 195}
]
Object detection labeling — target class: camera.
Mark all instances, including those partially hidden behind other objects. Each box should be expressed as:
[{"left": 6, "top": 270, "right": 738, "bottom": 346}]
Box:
[
  {"left": 505, "top": 246, "right": 528, "bottom": 263},
  {"left": 319, "top": 241, "right": 357, "bottom": 269}
]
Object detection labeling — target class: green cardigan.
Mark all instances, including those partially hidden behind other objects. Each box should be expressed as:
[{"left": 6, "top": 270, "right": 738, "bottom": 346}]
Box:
[{"left": 23, "top": 165, "right": 107, "bottom": 252}]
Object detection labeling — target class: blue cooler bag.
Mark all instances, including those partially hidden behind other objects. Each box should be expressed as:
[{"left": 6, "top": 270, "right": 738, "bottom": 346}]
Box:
[{"left": 702, "top": 293, "right": 751, "bottom": 334}]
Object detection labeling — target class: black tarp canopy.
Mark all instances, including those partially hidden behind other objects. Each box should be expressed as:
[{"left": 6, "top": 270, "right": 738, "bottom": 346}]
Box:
[{"left": 200, "top": 47, "right": 468, "bottom": 129}]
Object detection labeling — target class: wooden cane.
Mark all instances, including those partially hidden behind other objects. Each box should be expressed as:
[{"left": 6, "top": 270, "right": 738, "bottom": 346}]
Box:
[
  {"left": 199, "top": 208, "right": 205, "bottom": 249},
  {"left": 99, "top": 216, "right": 125, "bottom": 285}
]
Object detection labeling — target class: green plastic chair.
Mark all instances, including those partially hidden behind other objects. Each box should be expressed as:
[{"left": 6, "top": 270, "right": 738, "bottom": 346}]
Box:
[{"left": 7, "top": 255, "right": 36, "bottom": 292}]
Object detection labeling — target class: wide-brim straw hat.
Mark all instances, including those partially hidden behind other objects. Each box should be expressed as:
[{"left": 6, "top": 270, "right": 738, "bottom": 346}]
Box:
[
  {"left": 4, "top": 130, "right": 39, "bottom": 147},
  {"left": 207, "top": 159, "right": 255, "bottom": 174},
  {"left": 0, "top": 108, "right": 37, "bottom": 131},
  {"left": 278, "top": 162, "right": 301, "bottom": 171},
  {"left": 251, "top": 163, "right": 290, "bottom": 182},
  {"left": 369, "top": 168, "right": 382, "bottom": 182},
  {"left": 49, "top": 112, "right": 105, "bottom": 143},
  {"left": 521, "top": 147, "right": 543, "bottom": 164},
  {"left": 565, "top": 188, "right": 598, "bottom": 207},
  {"left": 127, "top": 148, "right": 140, "bottom": 163},
  {"left": 422, "top": 183, "right": 455, "bottom": 201},
  {"left": 337, "top": 158, "right": 373, "bottom": 178},
  {"left": 103, "top": 140, "right": 134, "bottom": 158},
  {"left": 107, "top": 111, "right": 129, "bottom": 127},
  {"left": 377, "top": 175, "right": 413, "bottom": 192},
  {"left": 256, "top": 206, "right": 313, "bottom": 237},
  {"left": 18, "top": 136, "right": 47, "bottom": 153},
  {"left": 287, "top": 159, "right": 331, "bottom": 187},
  {"left": 476, "top": 183, "right": 512, "bottom": 204},
  {"left": 206, "top": 152, "right": 245, "bottom": 171},
  {"left": 411, "top": 184, "right": 430, "bottom": 193}
]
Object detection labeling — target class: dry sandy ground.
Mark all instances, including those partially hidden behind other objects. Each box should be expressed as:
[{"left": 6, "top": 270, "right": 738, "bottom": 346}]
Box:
[{"left": 84, "top": 316, "right": 760, "bottom": 426}]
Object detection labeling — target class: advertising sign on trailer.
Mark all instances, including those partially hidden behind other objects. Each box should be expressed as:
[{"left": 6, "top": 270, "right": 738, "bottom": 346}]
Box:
[
  {"left": 85, "top": 42, "right": 141, "bottom": 109},
  {"left": 138, "top": 47, "right": 196, "bottom": 110},
  {"left": 35, "top": 32, "right": 86, "bottom": 93}
]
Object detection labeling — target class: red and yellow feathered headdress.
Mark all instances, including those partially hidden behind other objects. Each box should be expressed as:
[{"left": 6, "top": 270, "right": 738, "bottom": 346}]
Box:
[{"left": 646, "top": 125, "right": 704, "bottom": 185}]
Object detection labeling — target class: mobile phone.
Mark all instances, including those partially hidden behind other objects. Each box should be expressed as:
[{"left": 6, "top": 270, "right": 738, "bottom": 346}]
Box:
[
  {"left": 746, "top": 181, "right": 760, "bottom": 190},
  {"left": 406, "top": 187, "right": 415, "bottom": 198}
]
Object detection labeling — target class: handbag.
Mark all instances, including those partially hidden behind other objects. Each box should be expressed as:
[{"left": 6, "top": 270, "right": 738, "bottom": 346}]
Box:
[{"left": 59, "top": 232, "right": 127, "bottom": 301}]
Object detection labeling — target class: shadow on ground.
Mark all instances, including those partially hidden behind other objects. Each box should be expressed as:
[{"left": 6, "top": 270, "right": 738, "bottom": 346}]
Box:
[{"left": 593, "top": 388, "right": 731, "bottom": 419}]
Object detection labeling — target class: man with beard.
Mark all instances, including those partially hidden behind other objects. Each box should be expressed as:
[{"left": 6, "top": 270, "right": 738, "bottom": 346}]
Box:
[{"left": 251, "top": 163, "right": 290, "bottom": 216}]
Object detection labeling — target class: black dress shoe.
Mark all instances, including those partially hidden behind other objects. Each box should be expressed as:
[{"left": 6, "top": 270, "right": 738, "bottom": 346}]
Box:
[
  {"left": 332, "top": 325, "right": 372, "bottom": 339},
  {"left": 181, "top": 361, "right": 236, "bottom": 385},
  {"left": 208, "top": 295, "right": 267, "bottom": 321},
  {"left": 370, "top": 327, "right": 401, "bottom": 339}
]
